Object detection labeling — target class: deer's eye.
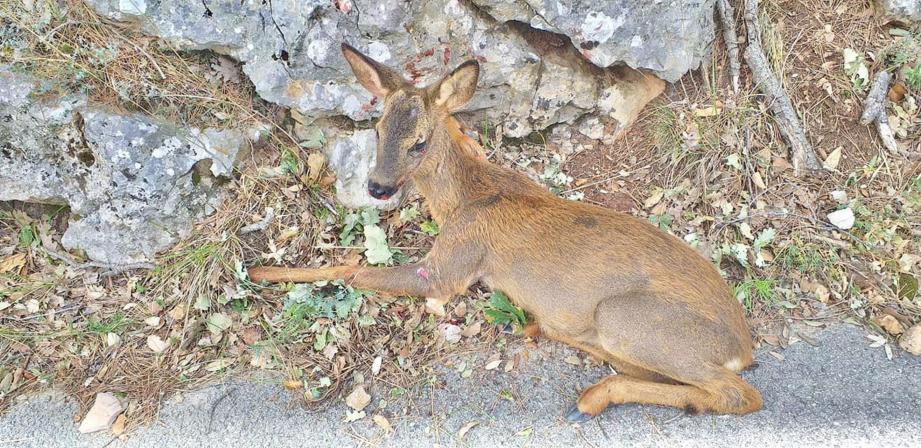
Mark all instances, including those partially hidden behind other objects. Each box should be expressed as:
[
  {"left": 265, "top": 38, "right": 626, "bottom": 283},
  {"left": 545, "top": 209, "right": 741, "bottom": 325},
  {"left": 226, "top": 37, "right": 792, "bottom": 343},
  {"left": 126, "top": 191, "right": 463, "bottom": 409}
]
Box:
[{"left": 409, "top": 139, "right": 426, "bottom": 155}]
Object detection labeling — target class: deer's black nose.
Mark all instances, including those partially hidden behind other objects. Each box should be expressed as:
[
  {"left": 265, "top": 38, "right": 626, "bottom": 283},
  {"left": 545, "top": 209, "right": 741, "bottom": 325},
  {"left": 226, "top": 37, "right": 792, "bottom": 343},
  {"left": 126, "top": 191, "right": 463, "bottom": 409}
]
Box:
[{"left": 368, "top": 181, "right": 397, "bottom": 200}]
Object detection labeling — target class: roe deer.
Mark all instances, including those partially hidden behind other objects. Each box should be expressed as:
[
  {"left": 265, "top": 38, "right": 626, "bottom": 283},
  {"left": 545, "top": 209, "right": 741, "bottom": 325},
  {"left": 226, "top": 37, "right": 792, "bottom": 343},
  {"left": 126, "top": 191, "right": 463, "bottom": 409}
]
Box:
[{"left": 248, "top": 43, "right": 763, "bottom": 421}]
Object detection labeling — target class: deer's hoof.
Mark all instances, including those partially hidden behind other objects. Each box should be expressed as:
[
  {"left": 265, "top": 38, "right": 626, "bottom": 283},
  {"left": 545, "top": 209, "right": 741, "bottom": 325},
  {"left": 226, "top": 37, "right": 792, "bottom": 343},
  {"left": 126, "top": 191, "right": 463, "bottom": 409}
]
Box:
[{"left": 565, "top": 405, "right": 594, "bottom": 423}]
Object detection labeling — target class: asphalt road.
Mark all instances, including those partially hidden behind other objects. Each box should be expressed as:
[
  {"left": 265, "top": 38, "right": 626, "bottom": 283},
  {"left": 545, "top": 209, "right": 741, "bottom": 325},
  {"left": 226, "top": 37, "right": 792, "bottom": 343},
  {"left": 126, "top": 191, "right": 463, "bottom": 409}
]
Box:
[{"left": 2, "top": 324, "right": 919, "bottom": 447}]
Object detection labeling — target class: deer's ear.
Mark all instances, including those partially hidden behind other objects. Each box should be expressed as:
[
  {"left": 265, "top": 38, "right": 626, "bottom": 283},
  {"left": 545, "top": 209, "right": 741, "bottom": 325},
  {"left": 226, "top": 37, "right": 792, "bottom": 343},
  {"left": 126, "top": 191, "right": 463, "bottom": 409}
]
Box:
[
  {"left": 430, "top": 60, "right": 480, "bottom": 112},
  {"left": 341, "top": 43, "right": 405, "bottom": 98}
]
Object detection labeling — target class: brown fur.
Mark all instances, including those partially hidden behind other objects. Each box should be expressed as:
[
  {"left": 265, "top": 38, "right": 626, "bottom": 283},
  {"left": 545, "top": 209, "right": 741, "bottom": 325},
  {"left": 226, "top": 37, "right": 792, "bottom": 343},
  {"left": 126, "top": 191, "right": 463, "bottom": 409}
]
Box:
[{"left": 249, "top": 44, "right": 763, "bottom": 419}]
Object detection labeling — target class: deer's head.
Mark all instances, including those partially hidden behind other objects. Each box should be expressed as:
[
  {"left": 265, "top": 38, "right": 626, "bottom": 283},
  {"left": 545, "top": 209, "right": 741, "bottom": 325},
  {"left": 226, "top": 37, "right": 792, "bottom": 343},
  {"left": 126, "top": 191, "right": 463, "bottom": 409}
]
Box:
[{"left": 341, "top": 43, "right": 479, "bottom": 200}]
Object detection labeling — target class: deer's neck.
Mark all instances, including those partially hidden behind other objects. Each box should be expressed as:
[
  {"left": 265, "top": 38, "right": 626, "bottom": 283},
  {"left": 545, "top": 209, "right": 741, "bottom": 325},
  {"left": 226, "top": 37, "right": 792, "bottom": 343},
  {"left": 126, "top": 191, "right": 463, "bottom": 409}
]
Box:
[{"left": 411, "top": 117, "right": 484, "bottom": 223}]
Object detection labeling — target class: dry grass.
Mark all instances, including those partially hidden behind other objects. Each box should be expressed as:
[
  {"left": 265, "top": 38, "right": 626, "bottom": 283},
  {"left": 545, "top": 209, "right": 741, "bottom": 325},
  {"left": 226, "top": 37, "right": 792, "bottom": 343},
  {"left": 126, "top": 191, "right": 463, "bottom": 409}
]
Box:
[{"left": 0, "top": 0, "right": 264, "bottom": 129}]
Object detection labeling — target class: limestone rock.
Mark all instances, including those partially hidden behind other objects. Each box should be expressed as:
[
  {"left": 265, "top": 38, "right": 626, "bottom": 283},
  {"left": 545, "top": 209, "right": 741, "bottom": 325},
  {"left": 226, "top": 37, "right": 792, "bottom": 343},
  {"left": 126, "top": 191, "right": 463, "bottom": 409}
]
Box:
[
  {"left": 471, "top": 0, "right": 717, "bottom": 82},
  {"left": 81, "top": 0, "right": 701, "bottom": 208},
  {"left": 876, "top": 0, "right": 921, "bottom": 23},
  {"left": 325, "top": 130, "right": 402, "bottom": 211},
  {"left": 77, "top": 393, "right": 123, "bottom": 434},
  {"left": 0, "top": 70, "right": 249, "bottom": 265},
  {"left": 900, "top": 324, "right": 921, "bottom": 356}
]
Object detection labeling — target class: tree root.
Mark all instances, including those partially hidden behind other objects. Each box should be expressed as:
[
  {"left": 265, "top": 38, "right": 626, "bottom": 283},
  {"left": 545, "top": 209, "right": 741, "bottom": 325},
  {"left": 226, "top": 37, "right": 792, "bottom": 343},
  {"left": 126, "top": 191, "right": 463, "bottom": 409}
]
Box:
[
  {"left": 742, "top": 0, "right": 822, "bottom": 176},
  {"left": 717, "top": 0, "right": 741, "bottom": 93}
]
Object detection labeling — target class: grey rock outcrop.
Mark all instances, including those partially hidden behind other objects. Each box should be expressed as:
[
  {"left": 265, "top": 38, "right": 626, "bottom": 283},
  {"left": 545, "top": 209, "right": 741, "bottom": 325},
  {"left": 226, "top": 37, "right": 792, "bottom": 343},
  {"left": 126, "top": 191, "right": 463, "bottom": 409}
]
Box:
[
  {"left": 84, "top": 0, "right": 694, "bottom": 207},
  {"left": 470, "top": 0, "right": 716, "bottom": 82},
  {"left": 0, "top": 70, "right": 250, "bottom": 264},
  {"left": 877, "top": 0, "right": 921, "bottom": 23},
  {"left": 84, "top": 0, "right": 702, "bottom": 130}
]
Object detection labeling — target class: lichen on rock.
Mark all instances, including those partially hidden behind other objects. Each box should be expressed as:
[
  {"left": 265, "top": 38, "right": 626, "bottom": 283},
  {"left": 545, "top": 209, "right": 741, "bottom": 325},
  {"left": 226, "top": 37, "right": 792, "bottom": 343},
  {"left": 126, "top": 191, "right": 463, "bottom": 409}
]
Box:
[{"left": 0, "top": 69, "right": 251, "bottom": 265}]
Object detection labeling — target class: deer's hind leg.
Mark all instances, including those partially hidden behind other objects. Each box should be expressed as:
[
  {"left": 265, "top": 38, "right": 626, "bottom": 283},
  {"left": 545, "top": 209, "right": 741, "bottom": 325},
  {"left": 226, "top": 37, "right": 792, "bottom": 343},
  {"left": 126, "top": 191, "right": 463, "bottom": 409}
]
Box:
[
  {"left": 567, "top": 365, "right": 762, "bottom": 422},
  {"left": 567, "top": 295, "right": 762, "bottom": 422}
]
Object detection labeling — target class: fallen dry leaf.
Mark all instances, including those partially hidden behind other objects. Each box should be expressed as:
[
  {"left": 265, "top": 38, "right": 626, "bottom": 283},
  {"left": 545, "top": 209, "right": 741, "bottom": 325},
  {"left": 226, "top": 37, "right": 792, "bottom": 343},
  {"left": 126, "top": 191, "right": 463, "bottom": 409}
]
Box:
[
  {"left": 146, "top": 335, "right": 169, "bottom": 353},
  {"left": 284, "top": 378, "right": 302, "bottom": 390},
  {"left": 345, "top": 410, "right": 366, "bottom": 422},
  {"left": 874, "top": 315, "right": 904, "bottom": 336},
  {"left": 888, "top": 82, "right": 907, "bottom": 102},
  {"left": 371, "top": 356, "right": 383, "bottom": 376},
  {"left": 457, "top": 421, "right": 479, "bottom": 440},
  {"left": 106, "top": 333, "right": 120, "bottom": 347},
  {"left": 644, "top": 189, "right": 664, "bottom": 209},
  {"left": 425, "top": 298, "right": 447, "bottom": 317},
  {"left": 461, "top": 322, "right": 481, "bottom": 338},
  {"left": 241, "top": 326, "right": 263, "bottom": 345},
  {"left": 822, "top": 147, "right": 842, "bottom": 171},
  {"left": 373, "top": 414, "right": 393, "bottom": 434},
  {"left": 814, "top": 284, "right": 830, "bottom": 303},
  {"left": 205, "top": 359, "right": 233, "bottom": 372},
  {"left": 307, "top": 152, "right": 327, "bottom": 182},
  {"left": 899, "top": 324, "right": 921, "bottom": 356},
  {"left": 345, "top": 385, "right": 371, "bottom": 411},
  {"left": 484, "top": 359, "right": 502, "bottom": 371},
  {"left": 144, "top": 316, "right": 161, "bottom": 327},
  {"left": 167, "top": 304, "right": 187, "bottom": 321},
  {"left": 453, "top": 301, "right": 467, "bottom": 318},
  {"left": 110, "top": 413, "right": 126, "bottom": 436},
  {"left": 78, "top": 393, "right": 123, "bottom": 434},
  {"left": 692, "top": 104, "right": 722, "bottom": 117},
  {"left": 898, "top": 254, "right": 921, "bottom": 273},
  {"left": 438, "top": 324, "right": 462, "bottom": 343},
  {"left": 0, "top": 253, "right": 27, "bottom": 274},
  {"left": 772, "top": 156, "right": 793, "bottom": 171},
  {"left": 752, "top": 171, "right": 767, "bottom": 190}
]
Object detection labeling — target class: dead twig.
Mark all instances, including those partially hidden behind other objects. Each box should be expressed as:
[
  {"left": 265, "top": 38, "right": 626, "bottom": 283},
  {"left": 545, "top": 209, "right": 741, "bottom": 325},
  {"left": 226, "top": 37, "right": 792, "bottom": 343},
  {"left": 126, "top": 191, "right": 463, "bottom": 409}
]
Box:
[
  {"left": 742, "top": 0, "right": 822, "bottom": 176},
  {"left": 860, "top": 71, "right": 890, "bottom": 125},
  {"left": 717, "top": 0, "right": 741, "bottom": 93},
  {"left": 40, "top": 246, "right": 155, "bottom": 275},
  {"left": 860, "top": 70, "right": 901, "bottom": 154},
  {"left": 238, "top": 207, "right": 275, "bottom": 235}
]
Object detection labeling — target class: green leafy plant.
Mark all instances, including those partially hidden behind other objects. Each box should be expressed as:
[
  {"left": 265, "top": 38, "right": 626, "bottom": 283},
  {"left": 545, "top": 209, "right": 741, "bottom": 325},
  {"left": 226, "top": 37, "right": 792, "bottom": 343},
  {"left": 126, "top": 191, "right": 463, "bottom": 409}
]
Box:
[
  {"left": 648, "top": 214, "right": 673, "bottom": 231},
  {"left": 17, "top": 224, "right": 35, "bottom": 246},
  {"left": 420, "top": 220, "right": 439, "bottom": 236},
  {"left": 733, "top": 277, "right": 778, "bottom": 312},
  {"left": 399, "top": 206, "right": 420, "bottom": 224},
  {"left": 339, "top": 208, "right": 393, "bottom": 264},
  {"left": 777, "top": 240, "right": 832, "bottom": 274},
  {"left": 283, "top": 280, "right": 372, "bottom": 323},
  {"left": 339, "top": 208, "right": 380, "bottom": 246},
  {"left": 280, "top": 148, "right": 300, "bottom": 175},
  {"left": 843, "top": 48, "right": 869, "bottom": 90},
  {"left": 482, "top": 291, "right": 527, "bottom": 331},
  {"left": 279, "top": 281, "right": 373, "bottom": 349},
  {"left": 87, "top": 313, "right": 131, "bottom": 335},
  {"left": 906, "top": 64, "right": 921, "bottom": 90},
  {"left": 362, "top": 224, "right": 393, "bottom": 265}
]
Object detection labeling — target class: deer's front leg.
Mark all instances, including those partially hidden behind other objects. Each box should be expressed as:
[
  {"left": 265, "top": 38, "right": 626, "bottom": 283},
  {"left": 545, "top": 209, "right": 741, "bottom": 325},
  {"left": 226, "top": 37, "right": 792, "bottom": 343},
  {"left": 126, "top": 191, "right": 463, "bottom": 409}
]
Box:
[{"left": 248, "top": 239, "right": 483, "bottom": 312}]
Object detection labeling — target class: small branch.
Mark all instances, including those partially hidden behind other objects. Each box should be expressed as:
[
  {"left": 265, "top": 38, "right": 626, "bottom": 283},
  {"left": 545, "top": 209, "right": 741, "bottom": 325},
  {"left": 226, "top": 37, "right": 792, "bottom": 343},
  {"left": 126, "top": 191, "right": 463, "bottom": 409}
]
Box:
[
  {"left": 742, "top": 0, "right": 822, "bottom": 176},
  {"left": 875, "top": 114, "right": 899, "bottom": 154},
  {"left": 717, "top": 0, "right": 741, "bottom": 93},
  {"left": 860, "top": 71, "right": 900, "bottom": 154},
  {"left": 239, "top": 207, "right": 275, "bottom": 234},
  {"left": 860, "top": 71, "right": 890, "bottom": 125},
  {"left": 40, "top": 246, "right": 154, "bottom": 276}
]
